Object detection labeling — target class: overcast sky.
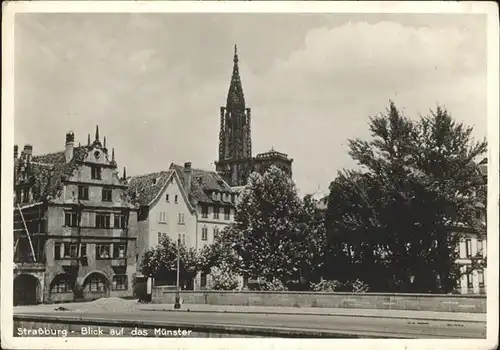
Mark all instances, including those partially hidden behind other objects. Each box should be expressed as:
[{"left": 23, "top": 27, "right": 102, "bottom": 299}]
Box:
[{"left": 14, "top": 13, "right": 487, "bottom": 196}]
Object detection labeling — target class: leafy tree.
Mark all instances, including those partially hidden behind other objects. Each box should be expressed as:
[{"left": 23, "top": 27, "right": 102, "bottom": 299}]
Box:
[
  {"left": 231, "top": 166, "right": 305, "bottom": 285},
  {"left": 326, "top": 101, "right": 487, "bottom": 293},
  {"left": 141, "top": 236, "right": 200, "bottom": 285}
]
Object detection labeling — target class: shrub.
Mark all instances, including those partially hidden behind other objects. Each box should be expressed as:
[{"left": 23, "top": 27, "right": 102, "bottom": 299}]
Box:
[
  {"left": 210, "top": 262, "right": 242, "bottom": 291},
  {"left": 310, "top": 279, "right": 341, "bottom": 292},
  {"left": 262, "top": 278, "right": 288, "bottom": 291}
]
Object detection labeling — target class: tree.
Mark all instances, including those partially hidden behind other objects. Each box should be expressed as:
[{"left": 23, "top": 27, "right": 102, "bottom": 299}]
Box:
[
  {"left": 325, "top": 101, "right": 487, "bottom": 293},
  {"left": 232, "top": 166, "right": 305, "bottom": 285},
  {"left": 141, "top": 236, "right": 200, "bottom": 287}
]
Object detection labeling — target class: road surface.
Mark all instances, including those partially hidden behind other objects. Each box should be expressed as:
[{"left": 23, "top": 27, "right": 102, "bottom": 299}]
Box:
[{"left": 14, "top": 309, "right": 486, "bottom": 338}]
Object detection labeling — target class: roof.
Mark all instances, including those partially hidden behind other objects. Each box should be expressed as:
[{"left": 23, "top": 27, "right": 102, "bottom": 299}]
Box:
[
  {"left": 169, "top": 163, "right": 234, "bottom": 205},
  {"left": 15, "top": 146, "right": 89, "bottom": 201},
  {"left": 127, "top": 170, "right": 174, "bottom": 206}
]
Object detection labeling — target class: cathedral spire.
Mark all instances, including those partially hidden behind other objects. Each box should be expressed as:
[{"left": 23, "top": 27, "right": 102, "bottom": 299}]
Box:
[
  {"left": 226, "top": 44, "right": 245, "bottom": 109},
  {"left": 122, "top": 166, "right": 127, "bottom": 181},
  {"left": 87, "top": 134, "right": 91, "bottom": 146},
  {"left": 95, "top": 125, "right": 100, "bottom": 141}
]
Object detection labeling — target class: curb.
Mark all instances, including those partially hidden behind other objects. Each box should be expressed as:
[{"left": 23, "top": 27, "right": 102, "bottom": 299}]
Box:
[{"left": 138, "top": 307, "right": 486, "bottom": 323}]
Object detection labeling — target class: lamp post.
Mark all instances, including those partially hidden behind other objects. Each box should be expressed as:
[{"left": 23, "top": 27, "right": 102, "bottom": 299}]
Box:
[{"left": 174, "top": 236, "right": 181, "bottom": 309}]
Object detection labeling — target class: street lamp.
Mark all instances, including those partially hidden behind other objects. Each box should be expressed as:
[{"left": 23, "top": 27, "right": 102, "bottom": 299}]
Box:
[{"left": 174, "top": 236, "right": 181, "bottom": 309}]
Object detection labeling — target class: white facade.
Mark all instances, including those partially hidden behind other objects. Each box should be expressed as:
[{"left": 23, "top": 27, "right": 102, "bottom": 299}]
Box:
[{"left": 148, "top": 174, "right": 196, "bottom": 249}]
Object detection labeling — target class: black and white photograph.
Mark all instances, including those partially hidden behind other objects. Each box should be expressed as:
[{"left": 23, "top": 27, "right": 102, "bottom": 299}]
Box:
[{"left": 1, "top": 1, "right": 498, "bottom": 350}]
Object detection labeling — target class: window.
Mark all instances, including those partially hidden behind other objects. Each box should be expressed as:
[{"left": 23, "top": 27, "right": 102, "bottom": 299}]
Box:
[
  {"left": 78, "top": 186, "right": 89, "bottom": 200},
  {"left": 175, "top": 195, "right": 178, "bottom": 204},
  {"left": 466, "top": 270, "right": 473, "bottom": 288},
  {"left": 51, "top": 276, "right": 74, "bottom": 293},
  {"left": 477, "top": 240, "right": 484, "bottom": 257},
  {"left": 96, "top": 244, "right": 111, "bottom": 259},
  {"left": 158, "top": 211, "right": 166, "bottom": 223},
  {"left": 102, "top": 188, "right": 112, "bottom": 202},
  {"left": 112, "top": 275, "right": 128, "bottom": 291},
  {"left": 22, "top": 188, "right": 29, "bottom": 203},
  {"left": 113, "top": 244, "right": 126, "bottom": 259},
  {"left": 54, "top": 243, "right": 61, "bottom": 259},
  {"left": 201, "top": 205, "right": 208, "bottom": 218},
  {"left": 178, "top": 233, "right": 186, "bottom": 245},
  {"left": 166, "top": 194, "right": 170, "bottom": 202},
  {"left": 87, "top": 277, "right": 106, "bottom": 292},
  {"left": 478, "top": 269, "right": 485, "bottom": 287},
  {"left": 80, "top": 243, "right": 87, "bottom": 257},
  {"left": 224, "top": 207, "right": 230, "bottom": 220},
  {"left": 200, "top": 273, "right": 207, "bottom": 288},
  {"left": 465, "top": 239, "right": 472, "bottom": 258},
  {"left": 475, "top": 209, "right": 482, "bottom": 220},
  {"left": 114, "top": 214, "right": 128, "bottom": 229},
  {"left": 158, "top": 232, "right": 167, "bottom": 245},
  {"left": 213, "top": 206, "right": 220, "bottom": 219},
  {"left": 54, "top": 243, "right": 79, "bottom": 259},
  {"left": 178, "top": 213, "right": 185, "bottom": 224},
  {"left": 96, "top": 213, "right": 111, "bottom": 228},
  {"left": 91, "top": 166, "right": 101, "bottom": 180},
  {"left": 65, "top": 211, "right": 78, "bottom": 227},
  {"left": 202, "top": 226, "right": 208, "bottom": 241}
]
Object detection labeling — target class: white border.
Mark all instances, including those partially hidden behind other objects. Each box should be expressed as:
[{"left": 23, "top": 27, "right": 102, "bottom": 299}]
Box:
[{"left": 1, "top": 2, "right": 499, "bottom": 350}]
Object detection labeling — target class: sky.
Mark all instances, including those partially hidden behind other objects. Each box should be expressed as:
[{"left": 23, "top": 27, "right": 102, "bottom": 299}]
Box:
[{"left": 14, "top": 13, "right": 487, "bottom": 196}]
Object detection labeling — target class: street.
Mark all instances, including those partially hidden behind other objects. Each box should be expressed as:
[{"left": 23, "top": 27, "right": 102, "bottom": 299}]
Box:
[{"left": 14, "top": 309, "right": 486, "bottom": 338}]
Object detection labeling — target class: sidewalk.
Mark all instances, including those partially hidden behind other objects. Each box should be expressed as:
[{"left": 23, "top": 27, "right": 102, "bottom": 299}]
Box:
[
  {"left": 138, "top": 303, "right": 487, "bottom": 322},
  {"left": 14, "top": 300, "right": 486, "bottom": 323}
]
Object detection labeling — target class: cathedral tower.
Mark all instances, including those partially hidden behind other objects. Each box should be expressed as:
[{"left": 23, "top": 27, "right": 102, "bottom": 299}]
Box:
[
  {"left": 215, "top": 45, "right": 293, "bottom": 187},
  {"left": 215, "top": 45, "right": 254, "bottom": 186}
]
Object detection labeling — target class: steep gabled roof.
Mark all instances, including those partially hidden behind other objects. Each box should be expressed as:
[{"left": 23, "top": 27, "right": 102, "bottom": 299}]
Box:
[
  {"left": 127, "top": 170, "right": 174, "bottom": 206},
  {"left": 15, "top": 146, "right": 89, "bottom": 201},
  {"left": 169, "top": 163, "right": 234, "bottom": 205}
]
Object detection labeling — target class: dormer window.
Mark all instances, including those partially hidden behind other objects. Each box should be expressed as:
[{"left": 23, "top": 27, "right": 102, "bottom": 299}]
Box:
[
  {"left": 166, "top": 194, "right": 170, "bottom": 202},
  {"left": 152, "top": 178, "right": 157, "bottom": 185},
  {"left": 91, "top": 166, "right": 101, "bottom": 180},
  {"left": 212, "top": 192, "right": 217, "bottom": 201},
  {"left": 175, "top": 195, "right": 178, "bottom": 204}
]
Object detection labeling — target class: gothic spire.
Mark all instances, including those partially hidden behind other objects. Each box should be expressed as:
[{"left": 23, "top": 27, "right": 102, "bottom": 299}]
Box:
[
  {"left": 95, "top": 125, "right": 100, "bottom": 141},
  {"left": 112, "top": 148, "right": 115, "bottom": 162},
  {"left": 103, "top": 136, "right": 107, "bottom": 149},
  {"left": 123, "top": 166, "right": 127, "bottom": 180},
  {"left": 87, "top": 134, "right": 91, "bottom": 146},
  {"left": 226, "top": 44, "right": 245, "bottom": 109}
]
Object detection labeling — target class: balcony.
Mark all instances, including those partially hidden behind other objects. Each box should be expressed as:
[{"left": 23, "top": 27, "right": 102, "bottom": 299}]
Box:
[
  {"left": 13, "top": 261, "right": 46, "bottom": 272},
  {"left": 111, "top": 258, "right": 127, "bottom": 267}
]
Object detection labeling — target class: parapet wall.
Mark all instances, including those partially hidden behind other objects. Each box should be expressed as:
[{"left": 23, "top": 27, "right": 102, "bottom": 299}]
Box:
[{"left": 152, "top": 289, "right": 486, "bottom": 313}]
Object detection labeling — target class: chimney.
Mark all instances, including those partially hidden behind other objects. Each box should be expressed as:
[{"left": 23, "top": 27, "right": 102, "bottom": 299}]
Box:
[
  {"left": 24, "top": 145, "right": 33, "bottom": 163},
  {"left": 65, "top": 131, "right": 75, "bottom": 163},
  {"left": 14, "top": 145, "right": 18, "bottom": 159},
  {"left": 184, "top": 162, "right": 192, "bottom": 195}
]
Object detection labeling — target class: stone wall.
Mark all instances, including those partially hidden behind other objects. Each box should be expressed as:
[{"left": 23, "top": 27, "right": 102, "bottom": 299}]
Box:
[{"left": 152, "top": 289, "right": 486, "bottom": 313}]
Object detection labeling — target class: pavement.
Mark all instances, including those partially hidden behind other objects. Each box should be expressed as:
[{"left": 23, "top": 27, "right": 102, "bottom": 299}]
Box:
[
  {"left": 14, "top": 299, "right": 486, "bottom": 323},
  {"left": 14, "top": 308, "right": 487, "bottom": 339},
  {"left": 136, "top": 303, "right": 487, "bottom": 322}
]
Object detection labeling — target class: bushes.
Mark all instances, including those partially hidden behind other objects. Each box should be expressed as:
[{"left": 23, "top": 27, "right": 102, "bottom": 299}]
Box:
[{"left": 310, "top": 278, "right": 369, "bottom": 293}]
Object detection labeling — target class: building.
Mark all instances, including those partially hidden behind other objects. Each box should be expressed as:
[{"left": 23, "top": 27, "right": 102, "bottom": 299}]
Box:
[
  {"left": 215, "top": 45, "right": 293, "bottom": 187},
  {"left": 454, "top": 158, "right": 488, "bottom": 294},
  {"left": 127, "top": 162, "right": 237, "bottom": 290},
  {"left": 13, "top": 128, "right": 138, "bottom": 305}
]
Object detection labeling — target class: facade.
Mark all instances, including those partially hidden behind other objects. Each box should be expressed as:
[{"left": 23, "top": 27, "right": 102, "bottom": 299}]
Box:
[
  {"left": 127, "top": 162, "right": 237, "bottom": 289},
  {"left": 215, "top": 45, "right": 293, "bottom": 187},
  {"left": 13, "top": 128, "right": 138, "bottom": 305},
  {"left": 455, "top": 158, "right": 488, "bottom": 294}
]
